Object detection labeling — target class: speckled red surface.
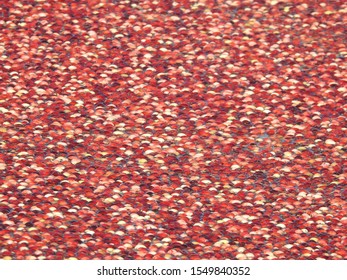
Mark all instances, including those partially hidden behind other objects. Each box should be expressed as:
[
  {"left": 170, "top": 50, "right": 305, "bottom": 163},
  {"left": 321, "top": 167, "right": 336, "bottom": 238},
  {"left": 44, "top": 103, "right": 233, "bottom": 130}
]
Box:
[{"left": 0, "top": 0, "right": 346, "bottom": 260}]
